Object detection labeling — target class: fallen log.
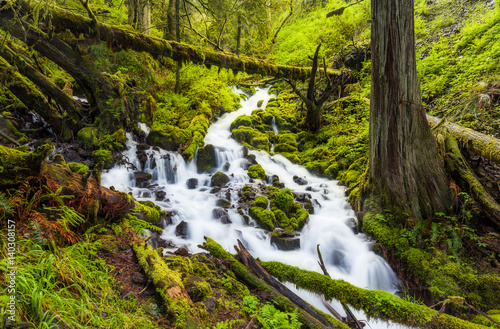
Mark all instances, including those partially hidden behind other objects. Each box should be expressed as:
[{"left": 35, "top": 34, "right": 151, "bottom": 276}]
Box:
[
  {"left": 9, "top": 0, "right": 341, "bottom": 82},
  {"left": 0, "top": 40, "right": 84, "bottom": 129},
  {"left": 427, "top": 115, "right": 500, "bottom": 165},
  {"left": 234, "top": 240, "right": 342, "bottom": 329},
  {"left": 443, "top": 134, "right": 500, "bottom": 229},
  {"left": 202, "top": 238, "right": 348, "bottom": 329},
  {"left": 261, "top": 261, "right": 490, "bottom": 329}
]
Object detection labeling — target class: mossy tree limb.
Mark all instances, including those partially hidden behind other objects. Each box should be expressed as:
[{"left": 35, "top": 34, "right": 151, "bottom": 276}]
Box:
[
  {"left": 443, "top": 134, "right": 500, "bottom": 229},
  {"left": 11, "top": 0, "right": 340, "bottom": 81},
  {"left": 0, "top": 4, "right": 114, "bottom": 113},
  {"left": 0, "top": 56, "right": 69, "bottom": 137},
  {"left": 0, "top": 40, "right": 83, "bottom": 134},
  {"left": 427, "top": 115, "right": 500, "bottom": 166},
  {"left": 261, "top": 261, "right": 489, "bottom": 329}
]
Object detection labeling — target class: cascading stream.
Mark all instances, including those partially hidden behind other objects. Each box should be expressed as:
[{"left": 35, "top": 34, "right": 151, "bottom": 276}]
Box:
[{"left": 102, "top": 87, "right": 407, "bottom": 328}]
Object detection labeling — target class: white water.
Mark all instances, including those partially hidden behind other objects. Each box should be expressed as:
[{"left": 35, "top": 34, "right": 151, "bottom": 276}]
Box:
[{"left": 102, "top": 87, "right": 407, "bottom": 328}]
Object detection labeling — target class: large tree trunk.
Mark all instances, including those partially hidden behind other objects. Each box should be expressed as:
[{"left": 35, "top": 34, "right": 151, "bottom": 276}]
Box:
[{"left": 369, "top": 1, "right": 452, "bottom": 219}]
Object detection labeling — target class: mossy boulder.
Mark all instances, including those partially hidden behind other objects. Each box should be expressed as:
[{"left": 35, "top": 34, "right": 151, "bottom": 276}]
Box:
[
  {"left": 271, "top": 230, "right": 301, "bottom": 251},
  {"left": 211, "top": 171, "right": 229, "bottom": 187},
  {"left": 196, "top": 144, "right": 217, "bottom": 173},
  {"left": 68, "top": 162, "right": 89, "bottom": 175},
  {"left": 230, "top": 115, "right": 253, "bottom": 130},
  {"left": 247, "top": 164, "right": 265, "bottom": 180},
  {"left": 257, "top": 100, "right": 264, "bottom": 108},
  {"left": 252, "top": 196, "right": 268, "bottom": 209},
  {"left": 271, "top": 189, "right": 295, "bottom": 216},
  {"left": 92, "top": 148, "right": 114, "bottom": 169},
  {"left": 146, "top": 126, "right": 184, "bottom": 151},
  {"left": 249, "top": 207, "right": 276, "bottom": 231},
  {"left": 77, "top": 127, "right": 100, "bottom": 150},
  {"left": 0, "top": 115, "right": 26, "bottom": 142}
]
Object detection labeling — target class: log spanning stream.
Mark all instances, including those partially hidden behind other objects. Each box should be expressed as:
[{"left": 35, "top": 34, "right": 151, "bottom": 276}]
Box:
[{"left": 102, "top": 88, "right": 406, "bottom": 328}]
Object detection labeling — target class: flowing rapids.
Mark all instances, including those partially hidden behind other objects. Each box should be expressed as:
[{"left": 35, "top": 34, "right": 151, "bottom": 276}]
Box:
[{"left": 102, "top": 87, "right": 407, "bottom": 328}]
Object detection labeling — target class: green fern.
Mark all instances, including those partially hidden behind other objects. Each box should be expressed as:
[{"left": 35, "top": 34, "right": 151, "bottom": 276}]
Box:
[{"left": 128, "top": 216, "right": 162, "bottom": 234}]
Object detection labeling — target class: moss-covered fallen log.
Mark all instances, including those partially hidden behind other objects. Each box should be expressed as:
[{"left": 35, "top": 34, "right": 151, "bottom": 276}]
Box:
[
  {"left": 0, "top": 4, "right": 114, "bottom": 112},
  {"left": 0, "top": 56, "right": 69, "bottom": 138},
  {"left": 132, "top": 243, "right": 205, "bottom": 328},
  {"left": 261, "top": 261, "right": 489, "bottom": 329},
  {"left": 427, "top": 115, "right": 500, "bottom": 165},
  {"left": 202, "top": 238, "right": 348, "bottom": 329},
  {"left": 10, "top": 0, "right": 340, "bottom": 81},
  {"left": 0, "top": 144, "right": 53, "bottom": 187},
  {"left": 443, "top": 135, "right": 500, "bottom": 228},
  {"left": 0, "top": 40, "right": 84, "bottom": 134}
]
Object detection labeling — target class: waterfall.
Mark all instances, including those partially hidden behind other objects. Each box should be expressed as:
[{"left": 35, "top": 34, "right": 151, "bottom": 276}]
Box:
[{"left": 102, "top": 87, "right": 408, "bottom": 329}]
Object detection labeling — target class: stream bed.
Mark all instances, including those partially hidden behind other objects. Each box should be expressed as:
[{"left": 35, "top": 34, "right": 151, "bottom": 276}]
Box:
[{"left": 102, "top": 87, "right": 408, "bottom": 328}]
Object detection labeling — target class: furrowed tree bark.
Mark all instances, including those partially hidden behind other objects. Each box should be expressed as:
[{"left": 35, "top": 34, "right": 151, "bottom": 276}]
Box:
[
  {"left": 0, "top": 56, "right": 69, "bottom": 137},
  {"left": 10, "top": 0, "right": 339, "bottom": 81},
  {"left": 0, "top": 4, "right": 114, "bottom": 114},
  {"left": 0, "top": 40, "right": 84, "bottom": 133},
  {"left": 427, "top": 115, "right": 500, "bottom": 166},
  {"left": 369, "top": 1, "right": 452, "bottom": 219}
]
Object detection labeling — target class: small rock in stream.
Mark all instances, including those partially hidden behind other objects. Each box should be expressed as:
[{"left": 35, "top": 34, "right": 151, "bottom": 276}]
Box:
[{"left": 186, "top": 178, "right": 199, "bottom": 189}]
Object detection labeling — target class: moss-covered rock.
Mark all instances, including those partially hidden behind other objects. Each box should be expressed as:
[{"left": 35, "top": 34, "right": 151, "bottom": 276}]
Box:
[
  {"left": 257, "top": 100, "right": 264, "bottom": 108},
  {"left": 230, "top": 115, "right": 253, "bottom": 130},
  {"left": 146, "top": 126, "right": 184, "bottom": 151},
  {"left": 68, "top": 162, "right": 89, "bottom": 175},
  {"left": 196, "top": 144, "right": 217, "bottom": 173},
  {"left": 77, "top": 127, "right": 100, "bottom": 150},
  {"left": 211, "top": 171, "right": 229, "bottom": 187},
  {"left": 252, "top": 196, "right": 268, "bottom": 209},
  {"left": 249, "top": 207, "right": 276, "bottom": 231},
  {"left": 92, "top": 148, "right": 114, "bottom": 169},
  {"left": 185, "top": 275, "right": 212, "bottom": 302},
  {"left": 247, "top": 164, "right": 265, "bottom": 180},
  {"left": 232, "top": 126, "right": 269, "bottom": 151}
]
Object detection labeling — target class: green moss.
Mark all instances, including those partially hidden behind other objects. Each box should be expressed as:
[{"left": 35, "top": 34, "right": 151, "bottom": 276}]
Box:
[
  {"left": 257, "top": 100, "right": 264, "bottom": 108},
  {"left": 252, "top": 196, "right": 268, "bottom": 209},
  {"left": 232, "top": 125, "right": 269, "bottom": 151},
  {"left": 249, "top": 207, "right": 276, "bottom": 231},
  {"left": 271, "top": 189, "right": 294, "bottom": 216},
  {"left": 92, "top": 148, "right": 113, "bottom": 169},
  {"left": 261, "top": 261, "right": 487, "bottom": 329},
  {"left": 230, "top": 115, "right": 253, "bottom": 130},
  {"left": 247, "top": 164, "right": 265, "bottom": 180},
  {"left": 211, "top": 171, "right": 229, "bottom": 187},
  {"left": 68, "top": 162, "right": 89, "bottom": 175},
  {"left": 134, "top": 201, "right": 161, "bottom": 225},
  {"left": 77, "top": 127, "right": 100, "bottom": 150},
  {"left": 202, "top": 238, "right": 267, "bottom": 290}
]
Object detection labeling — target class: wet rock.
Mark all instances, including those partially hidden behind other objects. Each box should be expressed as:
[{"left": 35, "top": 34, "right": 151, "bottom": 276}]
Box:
[
  {"left": 210, "top": 187, "right": 221, "bottom": 193},
  {"left": 246, "top": 154, "right": 257, "bottom": 165},
  {"left": 272, "top": 175, "right": 285, "bottom": 188},
  {"left": 271, "top": 230, "right": 301, "bottom": 251},
  {"left": 212, "top": 208, "right": 227, "bottom": 219},
  {"left": 346, "top": 217, "right": 359, "bottom": 234},
  {"left": 220, "top": 215, "right": 232, "bottom": 224},
  {"left": 223, "top": 162, "right": 231, "bottom": 171},
  {"left": 141, "top": 191, "right": 151, "bottom": 198},
  {"left": 225, "top": 190, "right": 231, "bottom": 201},
  {"left": 216, "top": 199, "right": 231, "bottom": 208},
  {"left": 175, "top": 221, "right": 188, "bottom": 238},
  {"left": 137, "top": 143, "right": 149, "bottom": 151},
  {"left": 135, "top": 171, "right": 152, "bottom": 183},
  {"left": 293, "top": 175, "right": 308, "bottom": 185},
  {"left": 186, "top": 178, "right": 198, "bottom": 189},
  {"left": 77, "top": 148, "right": 91, "bottom": 158},
  {"left": 196, "top": 144, "right": 217, "bottom": 173},
  {"left": 146, "top": 129, "right": 180, "bottom": 151},
  {"left": 63, "top": 149, "right": 82, "bottom": 163},
  {"left": 241, "top": 160, "right": 251, "bottom": 170},
  {"left": 174, "top": 246, "right": 189, "bottom": 256},
  {"left": 155, "top": 190, "right": 166, "bottom": 200},
  {"left": 204, "top": 297, "right": 217, "bottom": 312},
  {"left": 211, "top": 171, "right": 229, "bottom": 187}
]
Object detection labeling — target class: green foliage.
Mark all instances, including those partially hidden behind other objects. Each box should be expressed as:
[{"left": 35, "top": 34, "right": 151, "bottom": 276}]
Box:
[
  {"left": 125, "top": 215, "right": 163, "bottom": 234},
  {"left": 11, "top": 241, "right": 157, "bottom": 328}
]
